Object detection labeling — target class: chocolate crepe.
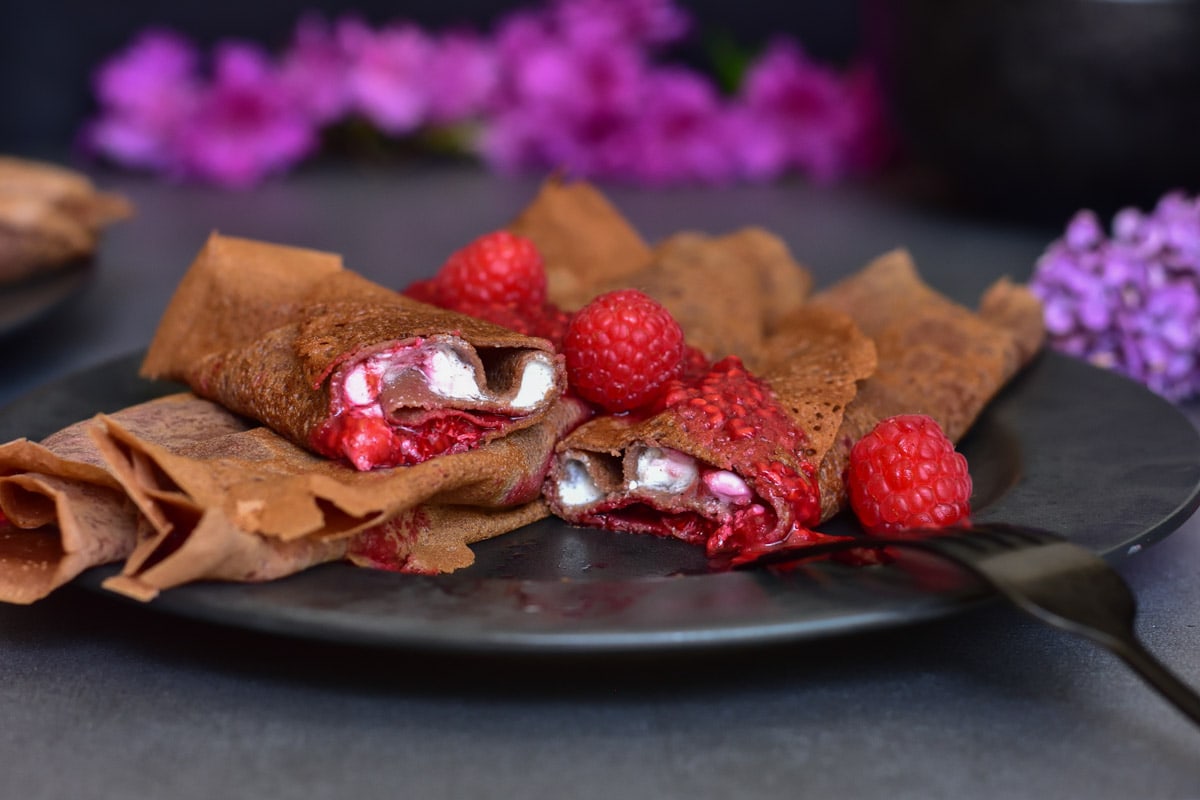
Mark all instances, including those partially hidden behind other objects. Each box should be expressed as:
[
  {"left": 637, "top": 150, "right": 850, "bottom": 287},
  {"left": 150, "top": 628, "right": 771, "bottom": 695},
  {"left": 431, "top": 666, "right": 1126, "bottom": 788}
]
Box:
[
  {"left": 546, "top": 250, "right": 1045, "bottom": 557},
  {"left": 91, "top": 392, "right": 590, "bottom": 600},
  {"left": 141, "top": 233, "right": 568, "bottom": 470},
  {"left": 0, "top": 156, "right": 132, "bottom": 283}
]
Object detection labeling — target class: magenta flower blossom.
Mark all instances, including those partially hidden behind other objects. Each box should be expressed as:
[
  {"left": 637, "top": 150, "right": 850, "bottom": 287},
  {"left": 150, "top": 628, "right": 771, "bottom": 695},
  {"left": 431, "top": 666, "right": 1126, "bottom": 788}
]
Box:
[
  {"left": 340, "top": 19, "right": 434, "bottom": 135},
  {"left": 552, "top": 0, "right": 690, "bottom": 47},
  {"left": 620, "top": 68, "right": 737, "bottom": 186},
  {"left": 1030, "top": 193, "right": 1200, "bottom": 401},
  {"left": 426, "top": 32, "right": 499, "bottom": 124},
  {"left": 736, "top": 39, "right": 882, "bottom": 184},
  {"left": 280, "top": 15, "right": 354, "bottom": 124},
  {"left": 82, "top": 0, "right": 892, "bottom": 188},
  {"left": 84, "top": 29, "right": 200, "bottom": 170},
  {"left": 173, "top": 42, "right": 318, "bottom": 188}
]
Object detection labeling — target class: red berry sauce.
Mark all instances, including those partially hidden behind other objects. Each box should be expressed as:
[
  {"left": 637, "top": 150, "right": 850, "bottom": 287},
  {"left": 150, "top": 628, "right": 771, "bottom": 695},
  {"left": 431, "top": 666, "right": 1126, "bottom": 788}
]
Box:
[
  {"left": 312, "top": 409, "right": 510, "bottom": 471},
  {"left": 346, "top": 509, "right": 434, "bottom": 573}
]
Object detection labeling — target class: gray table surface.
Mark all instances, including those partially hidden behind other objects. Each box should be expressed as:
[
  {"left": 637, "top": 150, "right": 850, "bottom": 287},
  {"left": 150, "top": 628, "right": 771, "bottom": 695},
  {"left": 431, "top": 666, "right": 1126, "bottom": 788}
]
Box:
[{"left": 1, "top": 161, "right": 1198, "bottom": 799}]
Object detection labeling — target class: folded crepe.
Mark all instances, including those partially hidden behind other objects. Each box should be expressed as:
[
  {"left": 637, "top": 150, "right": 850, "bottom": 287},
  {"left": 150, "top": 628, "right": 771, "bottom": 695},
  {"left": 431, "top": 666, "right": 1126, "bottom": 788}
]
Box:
[
  {"left": 0, "top": 155, "right": 132, "bottom": 283},
  {"left": 91, "top": 392, "right": 590, "bottom": 600},
  {"left": 141, "top": 233, "right": 567, "bottom": 471},
  {"left": 545, "top": 249, "right": 1045, "bottom": 561},
  {"left": 808, "top": 249, "right": 1046, "bottom": 518},
  {"left": 0, "top": 415, "right": 137, "bottom": 604},
  {"left": 509, "top": 178, "right": 812, "bottom": 360}
]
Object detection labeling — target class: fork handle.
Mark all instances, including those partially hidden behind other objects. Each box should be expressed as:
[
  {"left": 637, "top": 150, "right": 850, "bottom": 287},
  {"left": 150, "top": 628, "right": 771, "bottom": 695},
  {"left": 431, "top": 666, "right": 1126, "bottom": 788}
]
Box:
[{"left": 1111, "top": 637, "right": 1200, "bottom": 727}]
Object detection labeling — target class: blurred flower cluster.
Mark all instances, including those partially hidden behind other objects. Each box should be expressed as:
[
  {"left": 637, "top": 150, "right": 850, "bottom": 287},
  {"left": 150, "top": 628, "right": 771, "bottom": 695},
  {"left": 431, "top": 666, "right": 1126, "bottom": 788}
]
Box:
[
  {"left": 81, "top": 0, "right": 891, "bottom": 189},
  {"left": 1030, "top": 191, "right": 1200, "bottom": 402}
]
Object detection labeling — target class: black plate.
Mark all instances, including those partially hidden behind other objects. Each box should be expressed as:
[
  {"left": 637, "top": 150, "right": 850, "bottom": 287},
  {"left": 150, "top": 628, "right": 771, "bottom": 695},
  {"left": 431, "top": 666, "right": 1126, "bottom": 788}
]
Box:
[
  {"left": 3, "top": 351, "right": 1199, "bottom": 654},
  {"left": 0, "top": 261, "right": 90, "bottom": 337}
]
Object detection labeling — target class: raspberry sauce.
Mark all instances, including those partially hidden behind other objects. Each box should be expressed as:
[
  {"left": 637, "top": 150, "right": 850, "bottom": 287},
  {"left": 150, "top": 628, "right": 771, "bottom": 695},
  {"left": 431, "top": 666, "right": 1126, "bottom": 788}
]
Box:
[{"left": 312, "top": 409, "right": 510, "bottom": 471}]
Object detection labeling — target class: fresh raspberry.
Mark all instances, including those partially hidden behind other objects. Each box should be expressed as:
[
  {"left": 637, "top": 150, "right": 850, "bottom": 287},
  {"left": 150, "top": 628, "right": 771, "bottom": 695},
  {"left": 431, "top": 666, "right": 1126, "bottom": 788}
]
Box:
[
  {"left": 564, "top": 289, "right": 686, "bottom": 412},
  {"left": 434, "top": 230, "right": 547, "bottom": 308},
  {"left": 848, "top": 414, "right": 972, "bottom": 534}
]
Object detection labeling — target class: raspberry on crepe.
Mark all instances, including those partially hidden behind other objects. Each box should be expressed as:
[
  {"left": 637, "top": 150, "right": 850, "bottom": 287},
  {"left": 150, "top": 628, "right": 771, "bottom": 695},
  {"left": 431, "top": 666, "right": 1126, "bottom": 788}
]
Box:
[{"left": 141, "top": 234, "right": 569, "bottom": 471}]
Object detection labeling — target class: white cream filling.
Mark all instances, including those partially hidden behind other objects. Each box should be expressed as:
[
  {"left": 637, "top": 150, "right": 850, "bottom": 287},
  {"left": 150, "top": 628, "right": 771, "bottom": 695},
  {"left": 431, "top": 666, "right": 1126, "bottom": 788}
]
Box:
[
  {"left": 342, "top": 343, "right": 554, "bottom": 411},
  {"left": 558, "top": 458, "right": 603, "bottom": 507},
  {"left": 423, "top": 347, "right": 485, "bottom": 400},
  {"left": 343, "top": 365, "right": 377, "bottom": 406},
  {"left": 510, "top": 355, "right": 556, "bottom": 409},
  {"left": 629, "top": 447, "right": 698, "bottom": 493}
]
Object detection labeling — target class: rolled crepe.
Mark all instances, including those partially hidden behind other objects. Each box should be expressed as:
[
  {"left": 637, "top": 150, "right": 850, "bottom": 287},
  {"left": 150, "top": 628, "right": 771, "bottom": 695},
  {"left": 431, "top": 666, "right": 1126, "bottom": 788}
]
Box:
[
  {"left": 91, "top": 392, "right": 591, "bottom": 600},
  {"left": 545, "top": 306, "right": 877, "bottom": 559},
  {"left": 546, "top": 250, "right": 1045, "bottom": 560},
  {"left": 0, "top": 156, "right": 132, "bottom": 283},
  {"left": 141, "top": 233, "right": 567, "bottom": 471},
  {"left": 0, "top": 417, "right": 136, "bottom": 604}
]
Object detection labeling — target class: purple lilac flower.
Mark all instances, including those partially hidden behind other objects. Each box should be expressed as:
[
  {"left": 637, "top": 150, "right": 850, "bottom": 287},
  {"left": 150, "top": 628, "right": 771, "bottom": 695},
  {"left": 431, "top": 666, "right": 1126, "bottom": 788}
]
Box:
[
  {"left": 1030, "top": 193, "right": 1200, "bottom": 401},
  {"left": 173, "top": 42, "right": 318, "bottom": 188},
  {"left": 84, "top": 29, "right": 201, "bottom": 170},
  {"left": 339, "top": 19, "right": 435, "bottom": 135}
]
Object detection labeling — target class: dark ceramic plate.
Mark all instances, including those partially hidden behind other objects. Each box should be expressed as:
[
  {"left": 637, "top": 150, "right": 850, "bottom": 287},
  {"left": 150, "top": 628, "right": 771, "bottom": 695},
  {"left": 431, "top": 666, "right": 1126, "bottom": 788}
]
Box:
[
  {"left": 3, "top": 351, "right": 1199, "bottom": 654},
  {"left": 0, "top": 261, "right": 90, "bottom": 337}
]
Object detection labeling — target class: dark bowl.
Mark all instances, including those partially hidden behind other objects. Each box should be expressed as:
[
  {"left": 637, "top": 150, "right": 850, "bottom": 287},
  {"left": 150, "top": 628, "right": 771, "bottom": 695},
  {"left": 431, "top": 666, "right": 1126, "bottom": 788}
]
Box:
[{"left": 865, "top": 0, "right": 1200, "bottom": 222}]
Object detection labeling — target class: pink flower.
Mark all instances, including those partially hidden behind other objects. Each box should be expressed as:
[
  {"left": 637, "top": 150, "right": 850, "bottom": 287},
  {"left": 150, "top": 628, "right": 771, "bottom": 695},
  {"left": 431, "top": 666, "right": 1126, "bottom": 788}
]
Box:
[
  {"left": 174, "top": 42, "right": 317, "bottom": 188},
  {"left": 552, "top": 0, "right": 691, "bottom": 47},
  {"left": 426, "top": 31, "right": 499, "bottom": 124},
  {"left": 84, "top": 29, "right": 200, "bottom": 169},
  {"left": 621, "top": 68, "right": 737, "bottom": 185},
  {"left": 280, "top": 14, "right": 354, "bottom": 124},
  {"left": 736, "top": 39, "right": 876, "bottom": 183},
  {"left": 340, "top": 19, "right": 435, "bottom": 135}
]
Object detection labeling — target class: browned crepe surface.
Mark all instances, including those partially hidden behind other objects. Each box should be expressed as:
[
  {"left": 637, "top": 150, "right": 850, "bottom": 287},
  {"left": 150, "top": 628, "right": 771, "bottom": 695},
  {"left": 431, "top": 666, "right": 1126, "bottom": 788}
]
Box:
[{"left": 0, "top": 156, "right": 132, "bottom": 283}]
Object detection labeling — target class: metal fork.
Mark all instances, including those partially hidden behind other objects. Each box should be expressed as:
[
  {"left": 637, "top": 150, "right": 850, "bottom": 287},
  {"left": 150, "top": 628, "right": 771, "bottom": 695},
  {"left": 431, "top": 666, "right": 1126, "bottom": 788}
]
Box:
[{"left": 743, "top": 522, "right": 1200, "bottom": 728}]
